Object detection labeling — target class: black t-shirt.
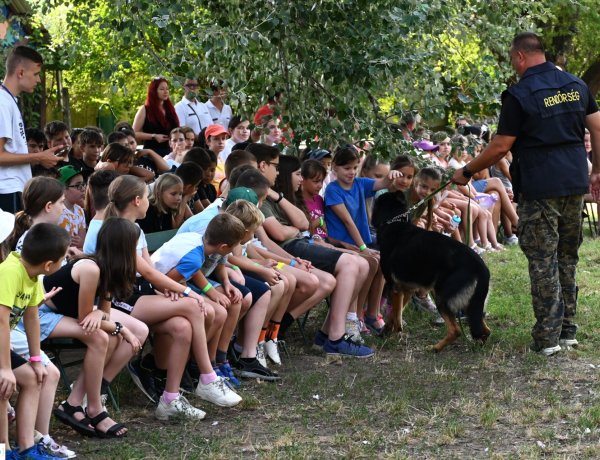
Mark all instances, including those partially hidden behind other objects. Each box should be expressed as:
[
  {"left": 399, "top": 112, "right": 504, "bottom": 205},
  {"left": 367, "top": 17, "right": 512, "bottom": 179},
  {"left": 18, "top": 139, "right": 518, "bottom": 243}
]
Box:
[
  {"left": 68, "top": 157, "right": 95, "bottom": 182},
  {"left": 197, "top": 183, "right": 217, "bottom": 204},
  {"left": 136, "top": 204, "right": 173, "bottom": 233}
]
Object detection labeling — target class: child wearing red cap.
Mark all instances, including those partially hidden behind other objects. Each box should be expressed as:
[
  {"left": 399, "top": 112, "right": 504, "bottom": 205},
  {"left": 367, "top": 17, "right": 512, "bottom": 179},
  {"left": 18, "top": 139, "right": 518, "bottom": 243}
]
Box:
[{"left": 206, "top": 124, "right": 229, "bottom": 191}]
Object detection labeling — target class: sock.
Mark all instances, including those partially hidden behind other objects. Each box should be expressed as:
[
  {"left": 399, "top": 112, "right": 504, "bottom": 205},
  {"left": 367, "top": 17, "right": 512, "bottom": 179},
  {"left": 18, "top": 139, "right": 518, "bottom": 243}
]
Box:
[
  {"left": 258, "top": 328, "right": 267, "bottom": 343},
  {"left": 216, "top": 349, "right": 228, "bottom": 365},
  {"left": 346, "top": 312, "right": 358, "bottom": 321},
  {"left": 161, "top": 391, "right": 179, "bottom": 405},
  {"left": 233, "top": 342, "right": 243, "bottom": 353},
  {"left": 101, "top": 378, "right": 110, "bottom": 395},
  {"left": 279, "top": 312, "right": 295, "bottom": 336},
  {"left": 330, "top": 335, "right": 344, "bottom": 344},
  {"left": 200, "top": 371, "right": 217, "bottom": 385},
  {"left": 267, "top": 321, "right": 280, "bottom": 341}
]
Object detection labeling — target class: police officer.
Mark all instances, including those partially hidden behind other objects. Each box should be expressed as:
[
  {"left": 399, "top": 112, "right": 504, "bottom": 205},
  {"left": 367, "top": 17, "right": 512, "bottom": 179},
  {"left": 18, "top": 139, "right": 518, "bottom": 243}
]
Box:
[{"left": 452, "top": 32, "right": 600, "bottom": 356}]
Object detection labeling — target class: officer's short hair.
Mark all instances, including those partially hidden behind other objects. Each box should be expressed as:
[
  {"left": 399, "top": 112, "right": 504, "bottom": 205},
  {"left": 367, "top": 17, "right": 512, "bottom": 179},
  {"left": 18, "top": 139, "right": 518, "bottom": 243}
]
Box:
[{"left": 512, "top": 32, "right": 545, "bottom": 55}]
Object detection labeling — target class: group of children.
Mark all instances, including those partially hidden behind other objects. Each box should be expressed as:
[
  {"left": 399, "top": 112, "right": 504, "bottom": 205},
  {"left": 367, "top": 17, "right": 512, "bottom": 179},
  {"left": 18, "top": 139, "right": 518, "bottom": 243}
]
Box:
[{"left": 0, "top": 108, "right": 515, "bottom": 458}]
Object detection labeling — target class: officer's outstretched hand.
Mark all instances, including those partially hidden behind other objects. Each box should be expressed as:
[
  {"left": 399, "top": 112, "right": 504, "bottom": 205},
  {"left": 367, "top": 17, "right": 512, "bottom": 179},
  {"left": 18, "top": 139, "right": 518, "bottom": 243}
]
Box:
[
  {"left": 590, "top": 172, "right": 600, "bottom": 202},
  {"left": 451, "top": 168, "right": 470, "bottom": 186}
]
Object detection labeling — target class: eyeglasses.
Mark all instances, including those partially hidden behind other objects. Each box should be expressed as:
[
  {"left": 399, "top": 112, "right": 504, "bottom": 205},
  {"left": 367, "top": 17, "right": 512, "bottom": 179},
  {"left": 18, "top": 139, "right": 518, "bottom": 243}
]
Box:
[
  {"left": 267, "top": 161, "right": 279, "bottom": 171},
  {"left": 184, "top": 83, "right": 199, "bottom": 89},
  {"left": 66, "top": 182, "right": 86, "bottom": 191}
]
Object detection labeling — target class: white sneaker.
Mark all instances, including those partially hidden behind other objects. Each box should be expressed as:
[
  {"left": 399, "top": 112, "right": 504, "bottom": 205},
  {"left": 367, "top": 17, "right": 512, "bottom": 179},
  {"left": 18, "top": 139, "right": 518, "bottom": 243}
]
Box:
[
  {"left": 559, "top": 338, "right": 579, "bottom": 348},
  {"left": 345, "top": 318, "right": 364, "bottom": 344},
  {"left": 256, "top": 341, "right": 268, "bottom": 368},
  {"left": 195, "top": 376, "right": 242, "bottom": 407},
  {"left": 36, "top": 433, "right": 76, "bottom": 459},
  {"left": 264, "top": 339, "right": 282, "bottom": 365},
  {"left": 155, "top": 395, "right": 206, "bottom": 421},
  {"left": 539, "top": 345, "right": 562, "bottom": 356},
  {"left": 504, "top": 235, "right": 519, "bottom": 245}
]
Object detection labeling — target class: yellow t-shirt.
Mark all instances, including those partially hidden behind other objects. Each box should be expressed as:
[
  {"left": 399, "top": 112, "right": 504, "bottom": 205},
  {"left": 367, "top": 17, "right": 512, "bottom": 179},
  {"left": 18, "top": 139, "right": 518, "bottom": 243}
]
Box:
[{"left": 0, "top": 252, "right": 44, "bottom": 330}]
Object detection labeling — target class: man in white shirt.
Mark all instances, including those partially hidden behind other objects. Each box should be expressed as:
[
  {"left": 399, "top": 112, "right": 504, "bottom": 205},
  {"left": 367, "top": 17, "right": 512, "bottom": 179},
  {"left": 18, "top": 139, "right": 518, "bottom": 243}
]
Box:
[
  {"left": 0, "top": 46, "right": 66, "bottom": 212},
  {"left": 174, "top": 78, "right": 213, "bottom": 136},
  {"left": 205, "top": 81, "right": 232, "bottom": 129}
]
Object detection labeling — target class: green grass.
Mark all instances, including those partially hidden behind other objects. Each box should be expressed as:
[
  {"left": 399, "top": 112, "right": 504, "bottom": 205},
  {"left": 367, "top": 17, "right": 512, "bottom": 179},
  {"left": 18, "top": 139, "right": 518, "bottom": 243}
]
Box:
[{"left": 38, "top": 233, "right": 600, "bottom": 459}]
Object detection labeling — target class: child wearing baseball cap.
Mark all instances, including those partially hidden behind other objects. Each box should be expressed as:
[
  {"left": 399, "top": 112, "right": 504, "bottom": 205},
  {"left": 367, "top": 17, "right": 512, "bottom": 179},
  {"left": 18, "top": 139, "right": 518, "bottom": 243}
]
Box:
[{"left": 56, "top": 165, "right": 87, "bottom": 250}]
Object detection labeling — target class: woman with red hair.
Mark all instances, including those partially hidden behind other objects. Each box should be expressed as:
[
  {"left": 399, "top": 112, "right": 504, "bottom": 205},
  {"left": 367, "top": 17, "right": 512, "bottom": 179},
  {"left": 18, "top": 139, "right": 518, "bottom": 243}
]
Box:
[{"left": 133, "top": 78, "right": 180, "bottom": 156}]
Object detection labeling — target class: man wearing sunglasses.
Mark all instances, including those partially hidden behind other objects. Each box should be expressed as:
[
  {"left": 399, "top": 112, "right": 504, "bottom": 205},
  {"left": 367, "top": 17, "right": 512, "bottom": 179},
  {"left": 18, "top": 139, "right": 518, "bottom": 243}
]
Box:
[{"left": 174, "top": 78, "right": 212, "bottom": 136}]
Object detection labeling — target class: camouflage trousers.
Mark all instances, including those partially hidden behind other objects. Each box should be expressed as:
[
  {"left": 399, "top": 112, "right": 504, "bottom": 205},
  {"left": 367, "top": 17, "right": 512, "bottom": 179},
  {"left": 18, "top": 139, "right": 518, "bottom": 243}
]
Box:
[{"left": 517, "top": 195, "right": 583, "bottom": 348}]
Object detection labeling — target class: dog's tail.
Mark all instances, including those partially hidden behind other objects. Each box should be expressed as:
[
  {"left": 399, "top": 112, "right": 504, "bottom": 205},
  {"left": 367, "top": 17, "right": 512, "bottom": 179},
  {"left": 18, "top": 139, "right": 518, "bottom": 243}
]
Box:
[{"left": 467, "top": 264, "right": 490, "bottom": 339}]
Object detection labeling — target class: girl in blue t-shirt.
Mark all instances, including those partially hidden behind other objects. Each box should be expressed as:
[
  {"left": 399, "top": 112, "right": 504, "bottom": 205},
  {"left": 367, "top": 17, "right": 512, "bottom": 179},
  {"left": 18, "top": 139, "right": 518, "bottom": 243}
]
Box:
[{"left": 324, "top": 145, "right": 400, "bottom": 334}]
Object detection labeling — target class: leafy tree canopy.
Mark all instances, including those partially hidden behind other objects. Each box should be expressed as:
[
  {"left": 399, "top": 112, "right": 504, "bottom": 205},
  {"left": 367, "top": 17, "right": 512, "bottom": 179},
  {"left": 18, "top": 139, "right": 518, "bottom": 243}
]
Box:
[{"left": 26, "top": 0, "right": 599, "bottom": 157}]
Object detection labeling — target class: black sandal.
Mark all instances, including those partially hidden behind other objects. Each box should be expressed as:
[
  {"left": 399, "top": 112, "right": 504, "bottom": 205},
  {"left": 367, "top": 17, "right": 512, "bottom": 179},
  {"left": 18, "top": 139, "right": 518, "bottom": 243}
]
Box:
[
  {"left": 53, "top": 401, "right": 96, "bottom": 437},
  {"left": 87, "top": 410, "right": 127, "bottom": 438}
]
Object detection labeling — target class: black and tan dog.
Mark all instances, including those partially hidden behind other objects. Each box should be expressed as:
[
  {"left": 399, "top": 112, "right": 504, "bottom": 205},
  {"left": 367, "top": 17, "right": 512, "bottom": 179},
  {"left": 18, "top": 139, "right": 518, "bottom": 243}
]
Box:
[{"left": 375, "top": 194, "right": 491, "bottom": 351}]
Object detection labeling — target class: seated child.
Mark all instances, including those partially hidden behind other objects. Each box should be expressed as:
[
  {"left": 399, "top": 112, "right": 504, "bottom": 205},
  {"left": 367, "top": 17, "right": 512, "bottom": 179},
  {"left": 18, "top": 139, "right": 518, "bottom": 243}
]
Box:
[
  {"left": 95, "top": 142, "right": 135, "bottom": 175},
  {"left": 57, "top": 166, "right": 87, "bottom": 250},
  {"left": 204, "top": 124, "right": 229, "bottom": 188},
  {"left": 174, "top": 161, "right": 204, "bottom": 215},
  {"left": 69, "top": 128, "right": 104, "bottom": 182},
  {"left": 137, "top": 173, "right": 192, "bottom": 233},
  {"left": 1, "top": 224, "right": 74, "bottom": 459}
]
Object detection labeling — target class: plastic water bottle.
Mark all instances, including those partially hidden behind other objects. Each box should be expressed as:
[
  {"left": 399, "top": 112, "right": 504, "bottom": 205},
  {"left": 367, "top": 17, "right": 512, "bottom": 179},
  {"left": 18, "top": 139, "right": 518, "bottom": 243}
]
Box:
[{"left": 450, "top": 215, "right": 461, "bottom": 230}]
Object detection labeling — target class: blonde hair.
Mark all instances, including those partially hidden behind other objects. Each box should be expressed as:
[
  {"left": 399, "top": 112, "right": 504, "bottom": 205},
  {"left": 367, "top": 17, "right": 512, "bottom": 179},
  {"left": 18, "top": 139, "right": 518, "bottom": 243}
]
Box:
[
  {"left": 225, "top": 200, "right": 264, "bottom": 230},
  {"left": 150, "top": 173, "right": 183, "bottom": 215}
]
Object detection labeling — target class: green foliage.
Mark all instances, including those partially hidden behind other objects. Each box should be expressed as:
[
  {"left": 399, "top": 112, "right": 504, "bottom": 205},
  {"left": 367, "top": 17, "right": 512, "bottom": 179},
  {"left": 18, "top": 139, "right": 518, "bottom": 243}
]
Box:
[{"left": 29, "top": 0, "right": 566, "bottom": 154}]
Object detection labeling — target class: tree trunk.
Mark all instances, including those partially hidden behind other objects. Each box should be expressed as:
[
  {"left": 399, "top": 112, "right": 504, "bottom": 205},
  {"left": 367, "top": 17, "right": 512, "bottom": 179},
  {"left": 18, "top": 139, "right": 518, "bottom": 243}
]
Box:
[{"left": 581, "top": 60, "right": 600, "bottom": 98}]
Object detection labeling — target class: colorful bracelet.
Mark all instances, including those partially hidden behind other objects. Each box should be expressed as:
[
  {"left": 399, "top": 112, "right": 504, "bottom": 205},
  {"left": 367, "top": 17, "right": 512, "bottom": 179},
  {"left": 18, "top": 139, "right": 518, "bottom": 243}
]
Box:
[
  {"left": 182, "top": 286, "right": 192, "bottom": 297},
  {"left": 289, "top": 259, "right": 297, "bottom": 267},
  {"left": 202, "top": 283, "right": 214, "bottom": 293},
  {"left": 319, "top": 217, "right": 324, "bottom": 227},
  {"left": 29, "top": 355, "right": 42, "bottom": 363},
  {"left": 276, "top": 262, "right": 285, "bottom": 269},
  {"left": 231, "top": 265, "right": 240, "bottom": 270},
  {"left": 359, "top": 244, "right": 367, "bottom": 252}
]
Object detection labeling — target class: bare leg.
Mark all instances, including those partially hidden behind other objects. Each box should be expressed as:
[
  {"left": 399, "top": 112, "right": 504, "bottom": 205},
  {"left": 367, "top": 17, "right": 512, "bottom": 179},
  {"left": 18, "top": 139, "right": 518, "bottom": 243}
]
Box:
[
  {"left": 35, "top": 363, "right": 60, "bottom": 436},
  {"left": 240, "top": 291, "right": 271, "bottom": 359},
  {"left": 103, "top": 310, "right": 149, "bottom": 382},
  {"left": 14, "top": 363, "right": 41, "bottom": 450},
  {"left": 327, "top": 254, "right": 369, "bottom": 340},
  {"left": 287, "top": 268, "right": 334, "bottom": 318}
]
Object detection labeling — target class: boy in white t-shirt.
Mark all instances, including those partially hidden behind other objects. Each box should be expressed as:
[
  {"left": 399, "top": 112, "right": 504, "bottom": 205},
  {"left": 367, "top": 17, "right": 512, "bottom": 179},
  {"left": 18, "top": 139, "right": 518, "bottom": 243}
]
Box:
[{"left": 0, "top": 46, "right": 66, "bottom": 212}]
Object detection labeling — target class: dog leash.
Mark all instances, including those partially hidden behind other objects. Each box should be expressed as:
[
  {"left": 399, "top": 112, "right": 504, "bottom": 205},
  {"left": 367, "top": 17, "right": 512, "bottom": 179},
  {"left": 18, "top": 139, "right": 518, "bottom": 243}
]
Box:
[{"left": 386, "top": 179, "right": 453, "bottom": 224}]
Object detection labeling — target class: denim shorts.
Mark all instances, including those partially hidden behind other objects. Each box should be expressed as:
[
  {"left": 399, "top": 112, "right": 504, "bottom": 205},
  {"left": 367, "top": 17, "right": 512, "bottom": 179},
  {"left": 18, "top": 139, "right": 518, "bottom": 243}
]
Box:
[
  {"left": 472, "top": 179, "right": 488, "bottom": 193},
  {"left": 11, "top": 328, "right": 52, "bottom": 366}
]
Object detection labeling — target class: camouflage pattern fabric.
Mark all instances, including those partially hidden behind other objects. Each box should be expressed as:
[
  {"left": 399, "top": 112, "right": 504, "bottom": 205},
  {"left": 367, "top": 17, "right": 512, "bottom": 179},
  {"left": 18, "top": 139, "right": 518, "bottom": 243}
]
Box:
[{"left": 517, "top": 195, "right": 583, "bottom": 348}]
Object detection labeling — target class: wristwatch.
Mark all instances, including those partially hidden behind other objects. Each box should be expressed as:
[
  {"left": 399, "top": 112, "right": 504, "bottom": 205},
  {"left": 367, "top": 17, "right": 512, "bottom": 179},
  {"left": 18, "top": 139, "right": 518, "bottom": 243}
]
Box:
[
  {"left": 274, "top": 192, "right": 284, "bottom": 204},
  {"left": 462, "top": 165, "right": 474, "bottom": 179}
]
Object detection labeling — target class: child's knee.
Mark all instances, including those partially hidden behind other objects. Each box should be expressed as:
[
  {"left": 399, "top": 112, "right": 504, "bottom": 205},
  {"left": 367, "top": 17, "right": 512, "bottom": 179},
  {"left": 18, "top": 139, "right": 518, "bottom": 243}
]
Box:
[
  {"left": 45, "top": 363, "right": 61, "bottom": 385},
  {"left": 169, "top": 317, "right": 193, "bottom": 343}
]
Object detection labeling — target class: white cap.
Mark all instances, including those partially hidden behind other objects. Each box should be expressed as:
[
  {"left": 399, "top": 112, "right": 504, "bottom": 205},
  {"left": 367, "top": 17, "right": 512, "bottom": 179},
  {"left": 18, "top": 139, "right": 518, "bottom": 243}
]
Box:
[{"left": 0, "top": 208, "right": 15, "bottom": 244}]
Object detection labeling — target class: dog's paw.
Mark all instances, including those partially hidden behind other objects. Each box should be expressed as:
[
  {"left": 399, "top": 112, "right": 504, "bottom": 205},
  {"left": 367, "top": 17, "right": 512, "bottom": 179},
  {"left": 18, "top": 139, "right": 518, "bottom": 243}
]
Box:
[{"left": 428, "top": 344, "right": 443, "bottom": 353}]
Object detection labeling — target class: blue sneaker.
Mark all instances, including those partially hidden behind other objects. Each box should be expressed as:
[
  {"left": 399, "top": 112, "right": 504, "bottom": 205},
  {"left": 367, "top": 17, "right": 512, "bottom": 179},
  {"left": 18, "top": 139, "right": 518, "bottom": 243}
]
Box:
[
  {"left": 18, "top": 443, "right": 63, "bottom": 459},
  {"left": 323, "top": 334, "right": 375, "bottom": 358},
  {"left": 218, "top": 361, "right": 241, "bottom": 387},
  {"left": 313, "top": 330, "right": 328, "bottom": 351}
]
